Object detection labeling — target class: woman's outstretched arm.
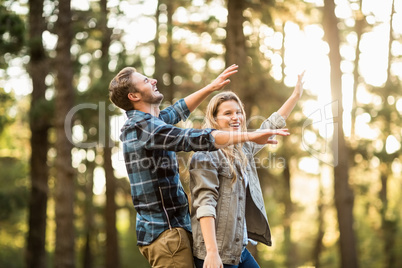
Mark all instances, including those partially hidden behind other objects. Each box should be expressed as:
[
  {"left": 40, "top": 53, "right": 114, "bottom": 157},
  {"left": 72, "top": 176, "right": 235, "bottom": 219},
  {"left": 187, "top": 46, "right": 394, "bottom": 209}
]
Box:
[{"left": 277, "top": 71, "right": 305, "bottom": 120}]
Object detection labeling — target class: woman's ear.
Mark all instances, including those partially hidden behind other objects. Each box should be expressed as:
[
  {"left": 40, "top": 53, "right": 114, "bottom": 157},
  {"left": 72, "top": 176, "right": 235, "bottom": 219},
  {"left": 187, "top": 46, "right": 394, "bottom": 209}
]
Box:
[{"left": 128, "top": 92, "right": 140, "bottom": 102}]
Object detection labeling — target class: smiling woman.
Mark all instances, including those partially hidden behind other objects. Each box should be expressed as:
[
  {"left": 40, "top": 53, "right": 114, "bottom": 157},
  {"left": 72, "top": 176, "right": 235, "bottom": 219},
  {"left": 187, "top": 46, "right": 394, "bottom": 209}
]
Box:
[
  {"left": 189, "top": 73, "right": 303, "bottom": 267},
  {"left": 215, "top": 100, "right": 244, "bottom": 131}
]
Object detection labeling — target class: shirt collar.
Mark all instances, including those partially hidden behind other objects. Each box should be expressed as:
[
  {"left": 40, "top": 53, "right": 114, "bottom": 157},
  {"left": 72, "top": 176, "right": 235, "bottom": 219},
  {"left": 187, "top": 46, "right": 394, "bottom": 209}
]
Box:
[{"left": 126, "top": 109, "right": 151, "bottom": 119}]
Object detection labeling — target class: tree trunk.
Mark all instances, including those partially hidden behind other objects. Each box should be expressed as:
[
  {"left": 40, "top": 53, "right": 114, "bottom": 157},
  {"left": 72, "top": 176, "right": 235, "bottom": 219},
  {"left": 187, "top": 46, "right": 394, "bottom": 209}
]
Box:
[
  {"left": 82, "top": 160, "right": 95, "bottom": 268},
  {"left": 54, "top": 0, "right": 75, "bottom": 267},
  {"left": 153, "top": 0, "right": 163, "bottom": 97},
  {"left": 323, "top": 1, "right": 358, "bottom": 267},
  {"left": 225, "top": 0, "right": 252, "bottom": 117},
  {"left": 26, "top": 0, "right": 50, "bottom": 267},
  {"left": 104, "top": 137, "right": 120, "bottom": 268},
  {"left": 282, "top": 164, "right": 296, "bottom": 268},
  {"left": 380, "top": 2, "right": 397, "bottom": 267},
  {"left": 379, "top": 163, "right": 397, "bottom": 268},
  {"left": 351, "top": 0, "right": 364, "bottom": 141},
  {"left": 386, "top": 0, "right": 395, "bottom": 82},
  {"left": 281, "top": 22, "right": 286, "bottom": 83},
  {"left": 226, "top": 4, "right": 260, "bottom": 262},
  {"left": 166, "top": 0, "right": 175, "bottom": 104},
  {"left": 312, "top": 174, "right": 325, "bottom": 268},
  {"left": 99, "top": 0, "right": 120, "bottom": 267}
]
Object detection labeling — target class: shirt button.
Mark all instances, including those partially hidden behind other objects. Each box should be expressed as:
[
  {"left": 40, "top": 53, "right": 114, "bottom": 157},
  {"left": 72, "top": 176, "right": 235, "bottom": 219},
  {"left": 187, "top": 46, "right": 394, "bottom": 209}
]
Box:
[
  {"left": 239, "top": 196, "right": 243, "bottom": 200},
  {"left": 237, "top": 217, "right": 241, "bottom": 221},
  {"left": 235, "top": 238, "right": 240, "bottom": 242}
]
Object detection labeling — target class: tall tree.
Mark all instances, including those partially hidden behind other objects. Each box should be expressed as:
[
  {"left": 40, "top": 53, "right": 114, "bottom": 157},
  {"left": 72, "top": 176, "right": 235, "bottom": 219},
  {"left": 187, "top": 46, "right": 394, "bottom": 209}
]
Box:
[
  {"left": 225, "top": 0, "right": 249, "bottom": 114},
  {"left": 378, "top": 1, "right": 399, "bottom": 266},
  {"left": 153, "top": 0, "right": 163, "bottom": 96},
  {"left": 54, "top": 0, "right": 75, "bottom": 267},
  {"left": 25, "top": 0, "right": 51, "bottom": 267},
  {"left": 350, "top": 0, "right": 366, "bottom": 141},
  {"left": 323, "top": 0, "right": 358, "bottom": 267},
  {"left": 225, "top": 0, "right": 261, "bottom": 261},
  {"left": 312, "top": 176, "right": 325, "bottom": 268},
  {"left": 165, "top": 0, "right": 175, "bottom": 103},
  {"left": 153, "top": 0, "right": 190, "bottom": 104},
  {"left": 99, "top": 0, "right": 121, "bottom": 267},
  {"left": 82, "top": 159, "right": 95, "bottom": 268},
  {"left": 281, "top": 159, "right": 297, "bottom": 267}
]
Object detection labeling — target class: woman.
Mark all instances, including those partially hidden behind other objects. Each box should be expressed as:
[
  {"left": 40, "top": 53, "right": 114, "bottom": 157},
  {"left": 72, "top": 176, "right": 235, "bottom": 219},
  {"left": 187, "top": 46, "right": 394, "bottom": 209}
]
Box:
[{"left": 189, "top": 73, "right": 304, "bottom": 268}]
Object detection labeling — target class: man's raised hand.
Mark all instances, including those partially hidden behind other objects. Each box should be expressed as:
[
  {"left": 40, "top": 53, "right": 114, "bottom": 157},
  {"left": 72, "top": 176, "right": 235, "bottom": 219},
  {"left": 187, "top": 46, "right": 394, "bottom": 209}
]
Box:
[{"left": 209, "top": 64, "right": 238, "bottom": 92}]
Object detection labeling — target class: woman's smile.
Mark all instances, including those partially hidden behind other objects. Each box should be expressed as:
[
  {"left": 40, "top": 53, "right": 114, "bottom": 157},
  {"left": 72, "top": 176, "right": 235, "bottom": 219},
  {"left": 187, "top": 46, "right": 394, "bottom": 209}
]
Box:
[{"left": 215, "top": 100, "right": 244, "bottom": 131}]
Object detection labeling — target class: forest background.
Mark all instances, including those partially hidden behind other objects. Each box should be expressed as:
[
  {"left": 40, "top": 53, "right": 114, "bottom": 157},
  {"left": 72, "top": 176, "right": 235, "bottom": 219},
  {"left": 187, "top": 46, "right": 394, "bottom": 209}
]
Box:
[{"left": 1, "top": 0, "right": 401, "bottom": 267}]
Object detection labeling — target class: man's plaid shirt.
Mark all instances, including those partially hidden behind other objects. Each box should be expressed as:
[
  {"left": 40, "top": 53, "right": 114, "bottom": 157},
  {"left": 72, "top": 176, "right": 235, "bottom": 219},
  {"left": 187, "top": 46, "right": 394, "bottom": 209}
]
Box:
[{"left": 120, "top": 99, "right": 217, "bottom": 246}]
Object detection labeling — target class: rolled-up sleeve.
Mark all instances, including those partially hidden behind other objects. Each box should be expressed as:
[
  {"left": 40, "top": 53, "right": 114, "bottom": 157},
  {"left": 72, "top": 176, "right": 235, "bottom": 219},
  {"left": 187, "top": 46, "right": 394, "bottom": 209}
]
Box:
[
  {"left": 135, "top": 117, "right": 217, "bottom": 152},
  {"left": 190, "top": 152, "right": 220, "bottom": 219},
  {"left": 159, "top": 99, "right": 190, "bottom": 124},
  {"left": 261, "top": 112, "right": 286, "bottom": 130}
]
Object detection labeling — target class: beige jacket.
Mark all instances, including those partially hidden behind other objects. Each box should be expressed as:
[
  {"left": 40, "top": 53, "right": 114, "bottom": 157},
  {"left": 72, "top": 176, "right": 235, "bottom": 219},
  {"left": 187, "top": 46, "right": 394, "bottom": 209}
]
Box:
[{"left": 189, "top": 112, "right": 286, "bottom": 265}]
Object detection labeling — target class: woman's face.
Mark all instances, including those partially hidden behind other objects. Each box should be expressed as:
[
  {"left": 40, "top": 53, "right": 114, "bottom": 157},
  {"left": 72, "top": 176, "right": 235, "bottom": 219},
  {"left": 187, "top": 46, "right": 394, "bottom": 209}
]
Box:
[{"left": 215, "top": 100, "right": 244, "bottom": 131}]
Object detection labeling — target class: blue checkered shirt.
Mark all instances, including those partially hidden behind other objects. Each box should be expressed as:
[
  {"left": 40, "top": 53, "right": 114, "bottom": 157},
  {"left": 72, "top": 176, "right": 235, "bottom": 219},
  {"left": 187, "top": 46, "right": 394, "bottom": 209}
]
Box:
[{"left": 120, "top": 99, "right": 217, "bottom": 246}]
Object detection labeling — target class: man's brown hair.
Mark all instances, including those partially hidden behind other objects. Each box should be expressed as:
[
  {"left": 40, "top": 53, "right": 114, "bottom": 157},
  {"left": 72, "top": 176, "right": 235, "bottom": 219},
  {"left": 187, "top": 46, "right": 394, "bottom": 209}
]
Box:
[{"left": 109, "top": 67, "right": 137, "bottom": 111}]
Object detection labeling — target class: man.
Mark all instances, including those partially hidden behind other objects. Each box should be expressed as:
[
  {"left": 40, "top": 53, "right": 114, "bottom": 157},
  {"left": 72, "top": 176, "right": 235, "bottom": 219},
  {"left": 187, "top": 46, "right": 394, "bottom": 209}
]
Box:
[{"left": 108, "top": 64, "right": 289, "bottom": 267}]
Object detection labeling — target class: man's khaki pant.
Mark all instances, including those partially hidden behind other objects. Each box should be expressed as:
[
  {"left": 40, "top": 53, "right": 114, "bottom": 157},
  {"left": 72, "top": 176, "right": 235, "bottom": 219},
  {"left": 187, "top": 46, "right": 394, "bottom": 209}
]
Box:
[{"left": 139, "top": 227, "right": 194, "bottom": 268}]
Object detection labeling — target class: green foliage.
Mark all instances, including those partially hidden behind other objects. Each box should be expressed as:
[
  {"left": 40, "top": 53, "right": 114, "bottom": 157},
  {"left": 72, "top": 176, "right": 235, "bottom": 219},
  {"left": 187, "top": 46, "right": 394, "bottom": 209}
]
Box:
[
  {"left": 0, "top": 4, "right": 25, "bottom": 67},
  {"left": 120, "top": 224, "right": 151, "bottom": 268},
  {"left": 0, "top": 87, "right": 14, "bottom": 135},
  {"left": 0, "top": 246, "right": 25, "bottom": 268},
  {"left": 0, "top": 157, "right": 28, "bottom": 268},
  {"left": 0, "top": 157, "right": 28, "bottom": 220}
]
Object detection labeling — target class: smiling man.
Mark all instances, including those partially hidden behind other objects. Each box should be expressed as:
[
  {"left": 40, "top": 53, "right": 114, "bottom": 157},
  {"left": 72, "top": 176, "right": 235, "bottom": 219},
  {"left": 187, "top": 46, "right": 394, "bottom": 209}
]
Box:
[{"left": 108, "top": 65, "right": 289, "bottom": 267}]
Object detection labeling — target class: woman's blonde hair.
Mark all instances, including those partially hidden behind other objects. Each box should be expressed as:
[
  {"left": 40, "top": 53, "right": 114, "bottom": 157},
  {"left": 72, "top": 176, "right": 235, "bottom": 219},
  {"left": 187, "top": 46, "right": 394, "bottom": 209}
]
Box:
[{"left": 204, "top": 91, "right": 248, "bottom": 181}]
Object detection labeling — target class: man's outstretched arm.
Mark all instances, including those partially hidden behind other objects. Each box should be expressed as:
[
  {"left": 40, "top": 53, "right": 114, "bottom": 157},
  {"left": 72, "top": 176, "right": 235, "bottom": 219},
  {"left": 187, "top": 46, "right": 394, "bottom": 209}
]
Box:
[
  {"left": 211, "top": 128, "right": 290, "bottom": 148},
  {"left": 184, "top": 64, "right": 238, "bottom": 112},
  {"left": 137, "top": 118, "right": 288, "bottom": 152}
]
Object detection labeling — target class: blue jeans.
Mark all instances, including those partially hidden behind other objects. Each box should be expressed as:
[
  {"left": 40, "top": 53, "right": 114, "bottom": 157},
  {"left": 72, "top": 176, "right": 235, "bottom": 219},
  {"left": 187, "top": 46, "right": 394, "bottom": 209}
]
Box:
[{"left": 194, "top": 248, "right": 260, "bottom": 268}]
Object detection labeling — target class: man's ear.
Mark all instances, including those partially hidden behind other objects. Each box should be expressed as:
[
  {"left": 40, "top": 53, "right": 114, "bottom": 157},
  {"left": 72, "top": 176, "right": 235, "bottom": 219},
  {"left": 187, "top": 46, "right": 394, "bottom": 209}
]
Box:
[{"left": 128, "top": 92, "right": 140, "bottom": 102}]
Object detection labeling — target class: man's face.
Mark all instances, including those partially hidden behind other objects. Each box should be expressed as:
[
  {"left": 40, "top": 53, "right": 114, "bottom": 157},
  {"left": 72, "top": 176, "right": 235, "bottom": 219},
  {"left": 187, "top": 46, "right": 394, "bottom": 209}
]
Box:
[{"left": 132, "top": 72, "right": 164, "bottom": 104}]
